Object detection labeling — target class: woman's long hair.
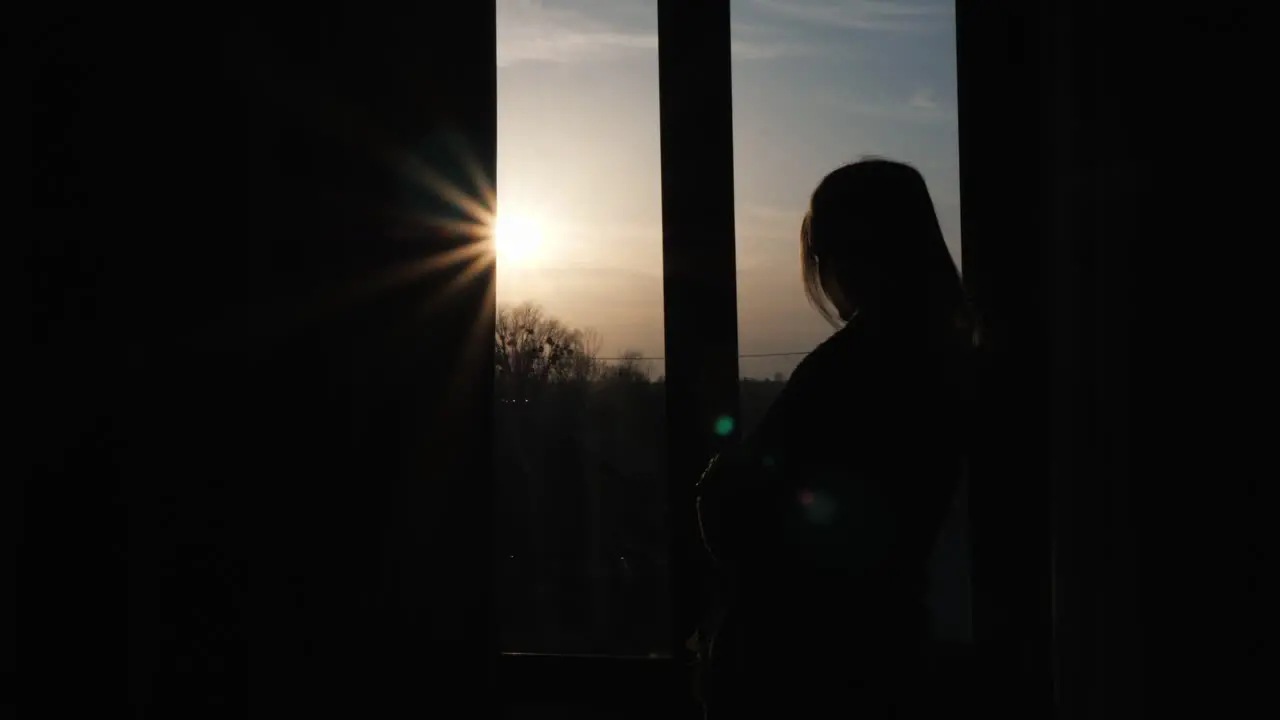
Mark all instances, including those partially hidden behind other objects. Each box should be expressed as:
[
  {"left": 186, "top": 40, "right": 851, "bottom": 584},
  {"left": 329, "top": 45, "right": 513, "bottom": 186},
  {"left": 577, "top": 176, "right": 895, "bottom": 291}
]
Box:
[{"left": 800, "top": 158, "right": 979, "bottom": 346}]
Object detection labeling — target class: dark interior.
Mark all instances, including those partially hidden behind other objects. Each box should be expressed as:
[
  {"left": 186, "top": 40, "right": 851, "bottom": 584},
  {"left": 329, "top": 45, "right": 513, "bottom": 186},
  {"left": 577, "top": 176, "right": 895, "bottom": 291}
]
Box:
[{"left": 25, "top": 2, "right": 1259, "bottom": 718}]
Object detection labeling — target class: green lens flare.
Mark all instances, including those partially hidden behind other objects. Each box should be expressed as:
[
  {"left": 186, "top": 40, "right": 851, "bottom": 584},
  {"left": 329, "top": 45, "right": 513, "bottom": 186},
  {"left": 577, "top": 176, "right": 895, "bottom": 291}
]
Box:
[{"left": 714, "top": 415, "right": 735, "bottom": 437}]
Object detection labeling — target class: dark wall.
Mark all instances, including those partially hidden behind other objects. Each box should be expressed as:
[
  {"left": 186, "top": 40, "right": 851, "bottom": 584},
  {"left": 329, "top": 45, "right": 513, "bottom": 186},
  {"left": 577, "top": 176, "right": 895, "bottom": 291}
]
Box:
[
  {"left": 27, "top": 3, "right": 1261, "bottom": 719},
  {"left": 957, "top": 3, "right": 1057, "bottom": 714},
  {"left": 31, "top": 7, "right": 495, "bottom": 716},
  {"left": 959, "top": 2, "right": 1259, "bottom": 718}
]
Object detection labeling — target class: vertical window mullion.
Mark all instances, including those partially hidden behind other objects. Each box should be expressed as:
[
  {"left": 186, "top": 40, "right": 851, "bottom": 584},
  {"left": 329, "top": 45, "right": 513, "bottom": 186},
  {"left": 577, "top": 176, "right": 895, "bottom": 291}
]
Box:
[{"left": 656, "top": 0, "right": 740, "bottom": 656}]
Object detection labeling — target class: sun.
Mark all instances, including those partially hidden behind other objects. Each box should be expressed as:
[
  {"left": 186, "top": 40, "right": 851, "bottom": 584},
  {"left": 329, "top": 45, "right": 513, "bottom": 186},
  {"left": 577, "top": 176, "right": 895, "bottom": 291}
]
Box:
[{"left": 493, "top": 212, "right": 543, "bottom": 268}]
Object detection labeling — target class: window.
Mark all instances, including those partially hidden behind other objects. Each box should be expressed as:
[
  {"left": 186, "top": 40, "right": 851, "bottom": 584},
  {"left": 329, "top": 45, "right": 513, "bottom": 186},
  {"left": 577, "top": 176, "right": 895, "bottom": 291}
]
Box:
[
  {"left": 494, "top": 0, "right": 972, "bottom": 664},
  {"left": 495, "top": 0, "right": 668, "bottom": 657},
  {"left": 730, "top": 0, "right": 970, "bottom": 642}
]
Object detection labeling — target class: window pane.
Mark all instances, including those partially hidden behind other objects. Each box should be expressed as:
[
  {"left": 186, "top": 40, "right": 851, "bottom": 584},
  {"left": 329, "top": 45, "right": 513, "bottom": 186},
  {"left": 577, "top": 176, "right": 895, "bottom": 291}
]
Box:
[
  {"left": 495, "top": 0, "right": 668, "bottom": 657},
  {"left": 730, "top": 0, "right": 971, "bottom": 643}
]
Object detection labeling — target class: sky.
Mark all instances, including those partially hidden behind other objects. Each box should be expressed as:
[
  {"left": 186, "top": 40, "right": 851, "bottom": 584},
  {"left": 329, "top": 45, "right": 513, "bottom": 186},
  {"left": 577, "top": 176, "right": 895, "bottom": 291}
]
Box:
[{"left": 495, "top": 0, "right": 960, "bottom": 379}]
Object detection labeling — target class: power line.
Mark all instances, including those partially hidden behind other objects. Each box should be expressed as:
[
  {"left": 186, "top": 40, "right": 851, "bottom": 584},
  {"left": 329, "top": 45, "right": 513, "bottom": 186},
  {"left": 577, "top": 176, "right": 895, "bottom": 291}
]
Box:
[
  {"left": 739, "top": 351, "right": 811, "bottom": 358},
  {"left": 594, "top": 351, "right": 811, "bottom": 361}
]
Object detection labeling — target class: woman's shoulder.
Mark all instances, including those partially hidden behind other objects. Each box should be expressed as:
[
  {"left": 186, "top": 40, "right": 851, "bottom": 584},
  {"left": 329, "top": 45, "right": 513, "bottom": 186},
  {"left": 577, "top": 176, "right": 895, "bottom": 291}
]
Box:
[
  {"left": 746, "top": 325, "right": 864, "bottom": 447},
  {"left": 788, "top": 319, "right": 974, "bottom": 406},
  {"left": 787, "top": 323, "right": 863, "bottom": 386}
]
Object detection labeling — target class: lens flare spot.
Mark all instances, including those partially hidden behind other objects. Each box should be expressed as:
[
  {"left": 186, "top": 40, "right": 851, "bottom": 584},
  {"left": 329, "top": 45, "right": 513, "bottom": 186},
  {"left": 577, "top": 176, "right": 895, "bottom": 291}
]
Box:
[{"left": 714, "top": 415, "right": 735, "bottom": 437}]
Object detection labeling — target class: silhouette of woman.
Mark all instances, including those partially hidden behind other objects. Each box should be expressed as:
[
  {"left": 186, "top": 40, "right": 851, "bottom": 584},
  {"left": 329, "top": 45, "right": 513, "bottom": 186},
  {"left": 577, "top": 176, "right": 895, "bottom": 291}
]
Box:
[{"left": 694, "top": 159, "right": 977, "bottom": 718}]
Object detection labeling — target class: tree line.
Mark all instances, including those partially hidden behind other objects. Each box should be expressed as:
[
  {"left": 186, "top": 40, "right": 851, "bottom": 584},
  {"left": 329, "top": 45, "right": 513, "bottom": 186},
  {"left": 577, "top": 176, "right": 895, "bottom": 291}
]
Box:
[{"left": 495, "top": 302, "right": 651, "bottom": 400}]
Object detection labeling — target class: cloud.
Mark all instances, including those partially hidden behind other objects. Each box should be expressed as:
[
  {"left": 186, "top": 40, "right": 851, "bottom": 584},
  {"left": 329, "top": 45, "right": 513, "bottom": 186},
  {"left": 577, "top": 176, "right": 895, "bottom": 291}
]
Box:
[
  {"left": 827, "top": 90, "right": 955, "bottom": 124},
  {"left": 730, "top": 20, "right": 829, "bottom": 60},
  {"left": 496, "top": 0, "right": 953, "bottom": 67},
  {"left": 909, "top": 88, "right": 939, "bottom": 110},
  {"left": 732, "top": 38, "right": 822, "bottom": 60},
  {"left": 497, "top": 0, "right": 656, "bottom": 66},
  {"left": 498, "top": 0, "right": 824, "bottom": 66},
  {"left": 751, "top": 0, "right": 953, "bottom": 34}
]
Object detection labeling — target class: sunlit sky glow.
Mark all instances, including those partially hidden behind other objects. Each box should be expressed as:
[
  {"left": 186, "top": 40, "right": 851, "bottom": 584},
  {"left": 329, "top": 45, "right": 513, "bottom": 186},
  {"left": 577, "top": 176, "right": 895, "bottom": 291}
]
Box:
[{"left": 496, "top": 0, "right": 959, "bottom": 378}]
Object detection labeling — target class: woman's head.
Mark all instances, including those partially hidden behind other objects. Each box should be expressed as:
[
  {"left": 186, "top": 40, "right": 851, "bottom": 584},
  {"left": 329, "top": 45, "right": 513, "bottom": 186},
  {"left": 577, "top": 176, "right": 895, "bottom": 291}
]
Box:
[{"left": 801, "top": 158, "right": 969, "bottom": 334}]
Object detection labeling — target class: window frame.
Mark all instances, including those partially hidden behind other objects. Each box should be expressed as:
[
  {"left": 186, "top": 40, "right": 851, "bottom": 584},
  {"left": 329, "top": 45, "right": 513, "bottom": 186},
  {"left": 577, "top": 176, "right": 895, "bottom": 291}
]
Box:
[
  {"left": 495, "top": 1, "right": 1055, "bottom": 715},
  {"left": 494, "top": 2, "right": 737, "bottom": 707}
]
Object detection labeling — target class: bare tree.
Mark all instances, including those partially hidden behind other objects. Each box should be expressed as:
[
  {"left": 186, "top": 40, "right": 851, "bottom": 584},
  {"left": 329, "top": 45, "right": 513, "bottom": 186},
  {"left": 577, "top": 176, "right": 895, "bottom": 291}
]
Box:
[
  {"left": 495, "top": 302, "right": 597, "bottom": 397},
  {"left": 603, "top": 349, "right": 649, "bottom": 384},
  {"left": 570, "top": 327, "right": 604, "bottom": 382}
]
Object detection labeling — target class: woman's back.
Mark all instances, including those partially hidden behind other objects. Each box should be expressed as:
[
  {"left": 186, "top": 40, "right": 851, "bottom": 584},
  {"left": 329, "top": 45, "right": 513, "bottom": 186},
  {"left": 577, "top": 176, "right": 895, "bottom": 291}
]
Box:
[
  {"left": 696, "top": 158, "right": 974, "bottom": 717},
  {"left": 698, "top": 315, "right": 972, "bottom": 715}
]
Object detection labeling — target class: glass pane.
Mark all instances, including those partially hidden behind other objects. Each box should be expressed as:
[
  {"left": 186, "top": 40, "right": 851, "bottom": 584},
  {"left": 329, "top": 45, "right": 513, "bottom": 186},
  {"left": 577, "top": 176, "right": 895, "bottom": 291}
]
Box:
[
  {"left": 495, "top": 0, "right": 668, "bottom": 656},
  {"left": 730, "top": 0, "right": 970, "bottom": 642}
]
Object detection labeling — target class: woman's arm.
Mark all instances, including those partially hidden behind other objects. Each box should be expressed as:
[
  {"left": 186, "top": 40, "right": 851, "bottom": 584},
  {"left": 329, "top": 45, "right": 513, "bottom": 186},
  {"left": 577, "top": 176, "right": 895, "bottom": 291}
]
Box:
[
  {"left": 696, "top": 342, "right": 852, "bottom": 575},
  {"left": 695, "top": 446, "right": 768, "bottom": 571},
  {"left": 703, "top": 342, "right": 918, "bottom": 587}
]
